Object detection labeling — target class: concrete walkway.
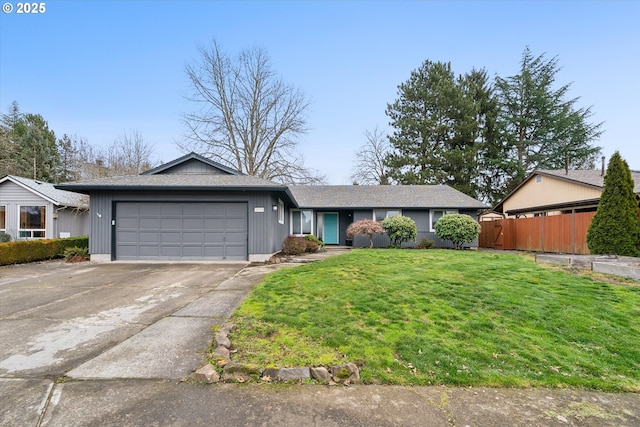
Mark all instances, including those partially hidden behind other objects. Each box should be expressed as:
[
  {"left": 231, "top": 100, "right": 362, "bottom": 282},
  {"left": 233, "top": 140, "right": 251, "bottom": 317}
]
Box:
[
  {"left": 535, "top": 253, "right": 640, "bottom": 280},
  {"left": 1, "top": 249, "right": 639, "bottom": 426}
]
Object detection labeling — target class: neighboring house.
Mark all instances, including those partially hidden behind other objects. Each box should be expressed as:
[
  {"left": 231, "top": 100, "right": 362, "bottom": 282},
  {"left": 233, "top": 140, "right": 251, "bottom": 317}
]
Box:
[
  {"left": 0, "top": 175, "right": 89, "bottom": 241},
  {"left": 488, "top": 169, "right": 640, "bottom": 218},
  {"left": 56, "top": 152, "right": 487, "bottom": 262},
  {"left": 479, "top": 168, "right": 640, "bottom": 254}
]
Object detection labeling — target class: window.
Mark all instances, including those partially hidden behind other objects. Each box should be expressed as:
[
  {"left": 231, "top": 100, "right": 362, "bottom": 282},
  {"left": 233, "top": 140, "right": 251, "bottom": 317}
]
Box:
[
  {"left": 0, "top": 206, "right": 5, "bottom": 232},
  {"left": 278, "top": 199, "right": 285, "bottom": 224},
  {"left": 430, "top": 209, "right": 457, "bottom": 231},
  {"left": 291, "top": 209, "right": 313, "bottom": 235},
  {"left": 19, "top": 206, "right": 46, "bottom": 238},
  {"left": 373, "top": 209, "right": 401, "bottom": 222},
  {"left": 536, "top": 176, "right": 542, "bottom": 183}
]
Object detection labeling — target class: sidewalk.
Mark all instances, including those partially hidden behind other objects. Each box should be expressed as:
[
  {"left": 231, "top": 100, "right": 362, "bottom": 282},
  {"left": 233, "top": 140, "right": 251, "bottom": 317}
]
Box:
[{"left": 10, "top": 380, "right": 639, "bottom": 426}]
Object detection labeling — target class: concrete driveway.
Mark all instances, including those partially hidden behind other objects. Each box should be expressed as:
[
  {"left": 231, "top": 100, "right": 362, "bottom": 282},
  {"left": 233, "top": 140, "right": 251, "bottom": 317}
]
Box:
[{"left": 0, "top": 261, "right": 249, "bottom": 380}]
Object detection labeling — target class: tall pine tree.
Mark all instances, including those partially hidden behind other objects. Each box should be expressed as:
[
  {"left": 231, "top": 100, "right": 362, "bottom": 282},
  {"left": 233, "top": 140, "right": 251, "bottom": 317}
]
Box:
[
  {"left": 586, "top": 152, "right": 640, "bottom": 256},
  {"left": 493, "top": 47, "right": 602, "bottom": 196},
  {"left": 11, "top": 113, "right": 60, "bottom": 182},
  {"left": 0, "top": 101, "right": 22, "bottom": 176},
  {"left": 0, "top": 103, "right": 62, "bottom": 182},
  {"left": 385, "top": 61, "right": 495, "bottom": 198}
]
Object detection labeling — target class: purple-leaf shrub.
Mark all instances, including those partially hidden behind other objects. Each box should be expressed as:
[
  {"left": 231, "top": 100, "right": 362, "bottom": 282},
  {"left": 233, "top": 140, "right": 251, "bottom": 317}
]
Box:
[{"left": 346, "top": 219, "right": 384, "bottom": 248}]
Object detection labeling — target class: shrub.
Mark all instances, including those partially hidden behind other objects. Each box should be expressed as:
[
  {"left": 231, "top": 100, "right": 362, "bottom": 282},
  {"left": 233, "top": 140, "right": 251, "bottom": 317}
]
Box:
[
  {"left": 381, "top": 216, "right": 417, "bottom": 247},
  {"left": 304, "top": 234, "right": 325, "bottom": 251},
  {"left": 587, "top": 152, "right": 640, "bottom": 256},
  {"left": 305, "top": 240, "right": 319, "bottom": 253},
  {"left": 346, "top": 219, "right": 384, "bottom": 248},
  {"left": 434, "top": 214, "right": 481, "bottom": 249},
  {"left": 64, "top": 246, "right": 90, "bottom": 263},
  {"left": 416, "top": 237, "right": 435, "bottom": 249},
  {"left": 0, "top": 231, "right": 11, "bottom": 243},
  {"left": 282, "top": 236, "right": 308, "bottom": 255},
  {"left": 0, "top": 236, "right": 89, "bottom": 266}
]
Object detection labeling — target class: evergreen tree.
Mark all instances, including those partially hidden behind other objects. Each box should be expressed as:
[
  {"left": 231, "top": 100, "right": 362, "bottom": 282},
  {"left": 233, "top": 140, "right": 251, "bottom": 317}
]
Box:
[
  {"left": 0, "top": 101, "right": 22, "bottom": 176},
  {"left": 11, "top": 113, "right": 61, "bottom": 182},
  {"left": 0, "top": 102, "right": 62, "bottom": 182},
  {"left": 385, "top": 61, "right": 495, "bottom": 198},
  {"left": 57, "top": 134, "right": 79, "bottom": 182},
  {"left": 459, "top": 69, "right": 499, "bottom": 202},
  {"left": 493, "top": 47, "right": 602, "bottom": 196},
  {"left": 586, "top": 152, "right": 640, "bottom": 256}
]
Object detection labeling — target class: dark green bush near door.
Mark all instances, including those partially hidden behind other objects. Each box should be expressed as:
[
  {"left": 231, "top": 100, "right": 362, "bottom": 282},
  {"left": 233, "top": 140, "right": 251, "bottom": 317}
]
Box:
[{"left": 0, "top": 236, "right": 89, "bottom": 265}]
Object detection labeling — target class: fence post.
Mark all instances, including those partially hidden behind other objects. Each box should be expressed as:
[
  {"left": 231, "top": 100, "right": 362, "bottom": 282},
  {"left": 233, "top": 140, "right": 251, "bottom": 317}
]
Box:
[
  {"left": 571, "top": 209, "right": 575, "bottom": 254},
  {"left": 541, "top": 215, "right": 545, "bottom": 252}
]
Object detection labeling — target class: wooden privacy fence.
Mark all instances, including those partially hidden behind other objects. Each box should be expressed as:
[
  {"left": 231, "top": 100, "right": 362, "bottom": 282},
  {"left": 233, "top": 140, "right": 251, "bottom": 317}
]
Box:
[{"left": 479, "top": 211, "right": 596, "bottom": 254}]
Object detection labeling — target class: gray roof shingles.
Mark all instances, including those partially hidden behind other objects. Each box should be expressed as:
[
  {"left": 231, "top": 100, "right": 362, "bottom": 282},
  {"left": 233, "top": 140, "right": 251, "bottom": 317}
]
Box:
[
  {"left": 55, "top": 174, "right": 487, "bottom": 210},
  {"left": 289, "top": 185, "right": 488, "bottom": 209},
  {"left": 3, "top": 175, "right": 88, "bottom": 208},
  {"left": 539, "top": 169, "right": 640, "bottom": 193},
  {"left": 56, "top": 174, "right": 287, "bottom": 193}
]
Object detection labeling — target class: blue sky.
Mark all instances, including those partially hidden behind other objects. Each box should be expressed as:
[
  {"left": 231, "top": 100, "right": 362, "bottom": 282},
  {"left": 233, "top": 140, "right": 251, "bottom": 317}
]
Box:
[{"left": 1, "top": 0, "right": 638, "bottom": 184}]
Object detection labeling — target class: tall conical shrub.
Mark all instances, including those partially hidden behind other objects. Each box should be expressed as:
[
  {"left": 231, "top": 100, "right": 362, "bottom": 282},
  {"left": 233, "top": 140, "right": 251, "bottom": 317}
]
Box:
[{"left": 586, "top": 152, "right": 640, "bottom": 256}]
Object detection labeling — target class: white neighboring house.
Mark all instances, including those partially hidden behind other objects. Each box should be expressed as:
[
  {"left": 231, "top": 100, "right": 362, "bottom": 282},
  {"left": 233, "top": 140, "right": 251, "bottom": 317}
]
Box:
[{"left": 0, "top": 175, "right": 89, "bottom": 241}]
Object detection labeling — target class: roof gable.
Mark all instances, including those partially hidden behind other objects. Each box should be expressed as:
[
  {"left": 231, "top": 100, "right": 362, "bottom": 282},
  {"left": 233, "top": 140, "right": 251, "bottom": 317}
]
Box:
[
  {"left": 142, "top": 152, "right": 243, "bottom": 176},
  {"left": 539, "top": 169, "right": 640, "bottom": 193},
  {"left": 0, "top": 175, "right": 88, "bottom": 208},
  {"left": 491, "top": 169, "right": 640, "bottom": 213}
]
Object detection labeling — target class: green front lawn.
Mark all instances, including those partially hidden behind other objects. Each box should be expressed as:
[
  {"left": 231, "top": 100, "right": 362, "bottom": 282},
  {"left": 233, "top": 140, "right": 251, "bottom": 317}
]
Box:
[{"left": 229, "top": 250, "right": 640, "bottom": 391}]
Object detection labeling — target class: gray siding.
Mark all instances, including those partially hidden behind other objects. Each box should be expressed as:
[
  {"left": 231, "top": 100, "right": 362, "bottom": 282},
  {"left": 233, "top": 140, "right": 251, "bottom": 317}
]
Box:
[
  {"left": 352, "top": 210, "right": 390, "bottom": 247},
  {"left": 161, "top": 159, "right": 230, "bottom": 175},
  {"left": 270, "top": 194, "right": 291, "bottom": 253},
  {"left": 1, "top": 181, "right": 37, "bottom": 199},
  {"left": 349, "top": 209, "right": 480, "bottom": 248},
  {"left": 89, "top": 190, "right": 114, "bottom": 255},
  {"left": 57, "top": 208, "right": 90, "bottom": 237},
  {"left": 339, "top": 211, "right": 353, "bottom": 246},
  {"left": 88, "top": 190, "right": 286, "bottom": 259},
  {"left": 0, "top": 181, "right": 55, "bottom": 240}
]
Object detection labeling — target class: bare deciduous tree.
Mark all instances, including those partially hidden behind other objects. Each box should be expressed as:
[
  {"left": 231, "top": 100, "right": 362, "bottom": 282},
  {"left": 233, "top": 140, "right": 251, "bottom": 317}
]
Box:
[
  {"left": 58, "top": 130, "right": 155, "bottom": 181},
  {"left": 350, "top": 127, "right": 390, "bottom": 185},
  {"left": 106, "top": 130, "right": 154, "bottom": 176},
  {"left": 180, "top": 40, "right": 325, "bottom": 185}
]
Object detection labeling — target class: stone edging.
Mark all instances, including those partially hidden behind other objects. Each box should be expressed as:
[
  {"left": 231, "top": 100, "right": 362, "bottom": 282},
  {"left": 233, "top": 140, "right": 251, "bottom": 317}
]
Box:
[{"left": 191, "top": 322, "right": 360, "bottom": 385}]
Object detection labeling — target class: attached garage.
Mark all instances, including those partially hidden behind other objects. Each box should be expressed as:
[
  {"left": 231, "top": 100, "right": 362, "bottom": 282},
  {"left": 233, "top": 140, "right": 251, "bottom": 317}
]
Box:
[
  {"left": 55, "top": 153, "right": 295, "bottom": 262},
  {"left": 115, "top": 202, "right": 248, "bottom": 261}
]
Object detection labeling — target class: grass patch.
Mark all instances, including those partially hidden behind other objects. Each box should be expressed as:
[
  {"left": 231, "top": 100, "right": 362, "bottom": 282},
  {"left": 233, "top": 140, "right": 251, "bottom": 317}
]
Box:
[{"left": 229, "top": 250, "right": 640, "bottom": 391}]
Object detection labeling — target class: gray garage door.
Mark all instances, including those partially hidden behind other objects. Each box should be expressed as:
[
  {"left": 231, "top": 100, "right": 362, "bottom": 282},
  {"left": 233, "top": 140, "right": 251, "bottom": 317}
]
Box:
[{"left": 115, "top": 202, "right": 247, "bottom": 261}]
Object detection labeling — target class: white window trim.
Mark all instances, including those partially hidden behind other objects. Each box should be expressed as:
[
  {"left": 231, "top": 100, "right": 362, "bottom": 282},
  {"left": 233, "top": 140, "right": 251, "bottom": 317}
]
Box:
[
  {"left": 290, "top": 209, "right": 314, "bottom": 235},
  {"left": 278, "top": 199, "right": 285, "bottom": 224},
  {"left": 18, "top": 204, "right": 47, "bottom": 239},
  {"left": 373, "top": 209, "right": 402, "bottom": 222},
  {"left": 430, "top": 209, "right": 458, "bottom": 232}
]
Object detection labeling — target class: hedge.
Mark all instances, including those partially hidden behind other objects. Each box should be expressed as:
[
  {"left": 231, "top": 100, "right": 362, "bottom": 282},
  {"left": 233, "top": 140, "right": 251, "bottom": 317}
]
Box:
[{"left": 0, "top": 236, "right": 89, "bottom": 266}]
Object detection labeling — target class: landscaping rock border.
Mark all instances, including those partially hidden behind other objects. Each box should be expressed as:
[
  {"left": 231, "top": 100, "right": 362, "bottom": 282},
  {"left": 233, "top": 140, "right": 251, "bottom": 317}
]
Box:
[{"left": 191, "top": 321, "right": 360, "bottom": 385}]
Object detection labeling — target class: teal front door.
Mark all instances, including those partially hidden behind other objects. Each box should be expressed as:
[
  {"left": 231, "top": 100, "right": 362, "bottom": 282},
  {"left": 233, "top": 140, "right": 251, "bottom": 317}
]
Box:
[{"left": 323, "top": 213, "right": 339, "bottom": 245}]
